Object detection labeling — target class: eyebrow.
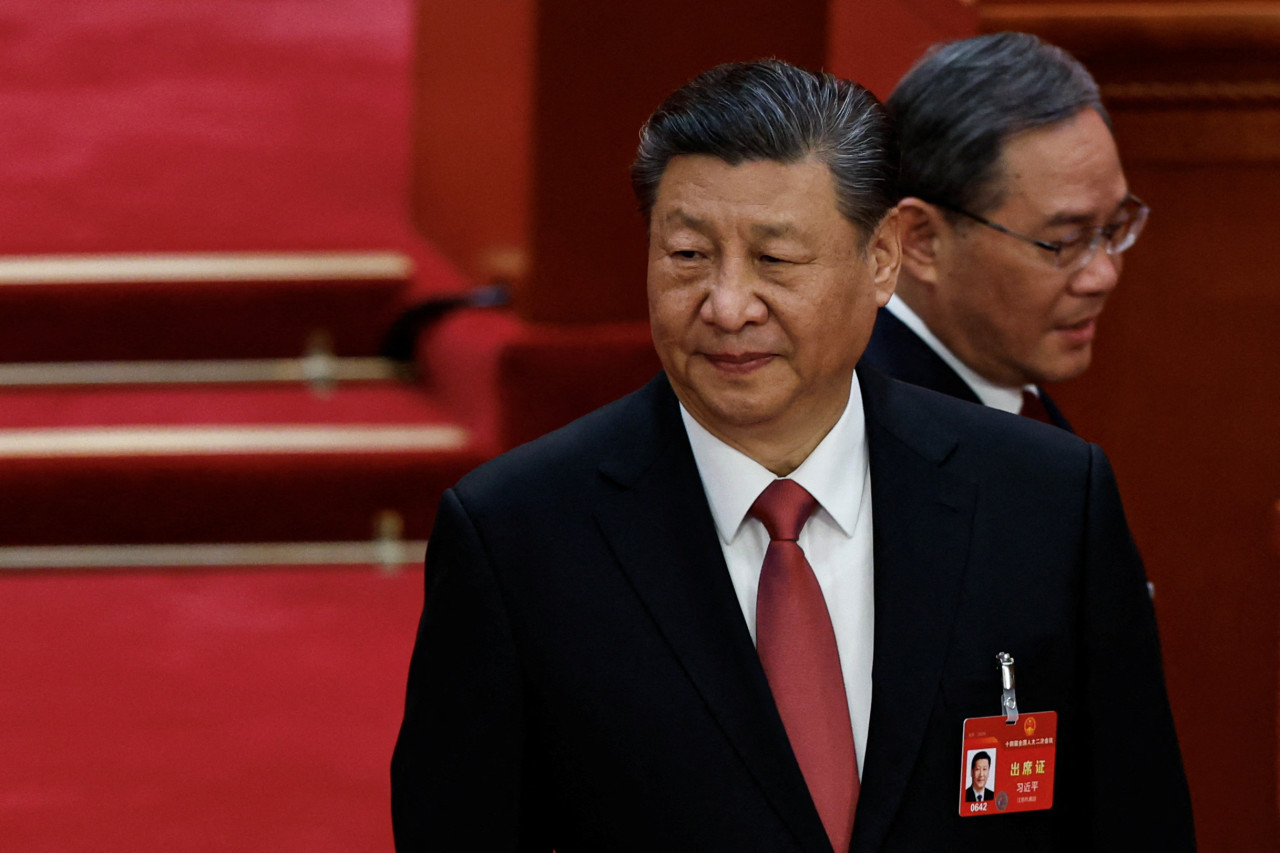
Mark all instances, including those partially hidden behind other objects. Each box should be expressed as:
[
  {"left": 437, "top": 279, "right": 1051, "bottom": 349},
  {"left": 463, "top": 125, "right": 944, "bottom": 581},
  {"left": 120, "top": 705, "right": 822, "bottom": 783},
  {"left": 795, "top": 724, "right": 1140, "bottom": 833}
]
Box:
[
  {"left": 1043, "top": 195, "right": 1133, "bottom": 229},
  {"left": 659, "top": 209, "right": 799, "bottom": 239},
  {"left": 750, "top": 222, "right": 797, "bottom": 239},
  {"left": 1044, "top": 211, "right": 1096, "bottom": 228},
  {"left": 661, "top": 209, "right": 708, "bottom": 231}
]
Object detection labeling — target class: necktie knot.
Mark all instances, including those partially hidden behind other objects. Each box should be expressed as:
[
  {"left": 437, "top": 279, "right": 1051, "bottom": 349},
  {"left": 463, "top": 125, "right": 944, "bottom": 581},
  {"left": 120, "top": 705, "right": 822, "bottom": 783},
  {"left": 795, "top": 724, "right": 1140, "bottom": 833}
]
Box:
[
  {"left": 750, "top": 479, "right": 818, "bottom": 542},
  {"left": 1020, "top": 389, "right": 1052, "bottom": 424}
]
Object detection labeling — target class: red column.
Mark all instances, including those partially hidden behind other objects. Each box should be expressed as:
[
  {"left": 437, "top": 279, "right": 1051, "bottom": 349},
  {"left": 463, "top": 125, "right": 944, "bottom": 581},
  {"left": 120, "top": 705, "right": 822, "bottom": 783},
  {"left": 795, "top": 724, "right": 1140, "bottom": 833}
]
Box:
[
  {"left": 828, "top": 0, "right": 978, "bottom": 99},
  {"left": 411, "top": 0, "right": 535, "bottom": 299}
]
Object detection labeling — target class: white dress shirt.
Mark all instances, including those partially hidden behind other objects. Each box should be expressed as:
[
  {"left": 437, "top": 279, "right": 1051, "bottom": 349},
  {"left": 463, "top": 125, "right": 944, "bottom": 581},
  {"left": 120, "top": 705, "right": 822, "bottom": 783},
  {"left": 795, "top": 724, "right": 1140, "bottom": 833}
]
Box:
[
  {"left": 679, "top": 374, "right": 875, "bottom": 776},
  {"left": 884, "top": 296, "right": 1041, "bottom": 414}
]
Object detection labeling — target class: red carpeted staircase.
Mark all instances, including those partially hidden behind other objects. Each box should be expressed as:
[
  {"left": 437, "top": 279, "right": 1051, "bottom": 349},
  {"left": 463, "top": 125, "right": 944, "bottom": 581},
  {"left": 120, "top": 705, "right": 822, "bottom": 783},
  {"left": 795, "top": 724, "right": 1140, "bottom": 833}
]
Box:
[
  {"left": 0, "top": 0, "right": 497, "bottom": 568},
  {"left": 0, "top": 3, "right": 503, "bottom": 850},
  {"left": 0, "top": 249, "right": 495, "bottom": 566},
  {"left": 0, "top": 244, "right": 499, "bottom": 851}
]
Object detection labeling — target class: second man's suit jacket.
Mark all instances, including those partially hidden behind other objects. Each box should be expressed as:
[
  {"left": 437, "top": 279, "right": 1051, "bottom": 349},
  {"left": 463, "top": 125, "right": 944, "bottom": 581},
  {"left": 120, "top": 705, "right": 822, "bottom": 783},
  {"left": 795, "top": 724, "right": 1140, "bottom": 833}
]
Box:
[
  {"left": 860, "top": 308, "right": 1074, "bottom": 431},
  {"left": 391, "top": 369, "right": 1192, "bottom": 852}
]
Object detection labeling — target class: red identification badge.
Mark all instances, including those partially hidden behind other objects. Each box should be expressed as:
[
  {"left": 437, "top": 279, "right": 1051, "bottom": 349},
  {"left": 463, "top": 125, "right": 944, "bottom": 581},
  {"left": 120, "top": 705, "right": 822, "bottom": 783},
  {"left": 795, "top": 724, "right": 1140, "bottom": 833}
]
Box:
[{"left": 959, "top": 711, "right": 1057, "bottom": 816}]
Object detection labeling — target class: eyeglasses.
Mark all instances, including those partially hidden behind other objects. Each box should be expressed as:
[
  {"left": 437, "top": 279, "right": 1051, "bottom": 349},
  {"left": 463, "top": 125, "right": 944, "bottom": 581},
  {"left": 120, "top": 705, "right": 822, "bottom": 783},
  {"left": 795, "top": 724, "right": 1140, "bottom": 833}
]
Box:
[{"left": 935, "top": 195, "right": 1150, "bottom": 273}]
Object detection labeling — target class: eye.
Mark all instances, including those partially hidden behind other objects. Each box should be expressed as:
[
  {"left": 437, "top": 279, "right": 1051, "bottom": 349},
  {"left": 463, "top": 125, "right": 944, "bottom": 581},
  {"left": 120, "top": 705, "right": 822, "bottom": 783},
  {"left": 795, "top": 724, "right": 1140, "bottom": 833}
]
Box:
[
  {"left": 1100, "top": 212, "right": 1132, "bottom": 238},
  {"left": 759, "top": 254, "right": 788, "bottom": 264},
  {"left": 672, "top": 250, "right": 703, "bottom": 260},
  {"left": 1054, "top": 229, "right": 1091, "bottom": 251}
]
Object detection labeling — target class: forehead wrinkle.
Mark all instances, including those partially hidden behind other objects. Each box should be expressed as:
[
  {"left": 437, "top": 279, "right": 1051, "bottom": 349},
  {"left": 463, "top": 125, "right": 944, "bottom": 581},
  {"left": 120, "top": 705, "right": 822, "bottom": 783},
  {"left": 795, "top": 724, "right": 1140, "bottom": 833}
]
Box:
[{"left": 750, "top": 221, "right": 798, "bottom": 239}]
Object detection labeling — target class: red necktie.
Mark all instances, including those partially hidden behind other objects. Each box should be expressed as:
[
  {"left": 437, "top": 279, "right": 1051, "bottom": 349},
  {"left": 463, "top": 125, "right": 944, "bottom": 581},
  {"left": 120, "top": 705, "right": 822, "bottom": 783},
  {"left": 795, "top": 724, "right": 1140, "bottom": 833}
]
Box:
[
  {"left": 751, "top": 479, "right": 857, "bottom": 853},
  {"left": 1020, "top": 389, "right": 1052, "bottom": 424}
]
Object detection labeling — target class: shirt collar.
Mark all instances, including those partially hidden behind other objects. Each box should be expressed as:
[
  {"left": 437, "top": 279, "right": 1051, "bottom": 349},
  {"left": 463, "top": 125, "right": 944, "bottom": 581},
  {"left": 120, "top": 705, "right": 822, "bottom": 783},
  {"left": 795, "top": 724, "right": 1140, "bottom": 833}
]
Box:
[
  {"left": 680, "top": 373, "right": 869, "bottom": 544},
  {"left": 884, "top": 295, "right": 1034, "bottom": 416}
]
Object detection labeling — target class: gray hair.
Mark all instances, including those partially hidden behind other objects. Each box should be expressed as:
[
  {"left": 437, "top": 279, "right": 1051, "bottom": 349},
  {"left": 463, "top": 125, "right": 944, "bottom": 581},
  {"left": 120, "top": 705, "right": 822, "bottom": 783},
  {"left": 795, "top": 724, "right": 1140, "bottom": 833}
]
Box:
[
  {"left": 888, "top": 31, "right": 1109, "bottom": 215},
  {"left": 631, "top": 59, "right": 898, "bottom": 239}
]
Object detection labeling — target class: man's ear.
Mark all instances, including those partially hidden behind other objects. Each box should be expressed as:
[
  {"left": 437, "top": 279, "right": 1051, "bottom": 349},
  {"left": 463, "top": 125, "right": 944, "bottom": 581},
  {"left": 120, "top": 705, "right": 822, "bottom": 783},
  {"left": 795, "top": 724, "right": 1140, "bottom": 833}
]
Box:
[
  {"left": 896, "top": 197, "right": 945, "bottom": 285},
  {"left": 867, "top": 207, "right": 902, "bottom": 308}
]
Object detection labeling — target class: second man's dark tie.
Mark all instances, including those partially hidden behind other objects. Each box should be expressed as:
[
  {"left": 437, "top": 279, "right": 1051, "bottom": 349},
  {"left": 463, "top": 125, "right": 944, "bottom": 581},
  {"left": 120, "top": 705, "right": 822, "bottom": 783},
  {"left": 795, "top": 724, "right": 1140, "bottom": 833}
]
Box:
[{"left": 1020, "top": 389, "right": 1052, "bottom": 424}]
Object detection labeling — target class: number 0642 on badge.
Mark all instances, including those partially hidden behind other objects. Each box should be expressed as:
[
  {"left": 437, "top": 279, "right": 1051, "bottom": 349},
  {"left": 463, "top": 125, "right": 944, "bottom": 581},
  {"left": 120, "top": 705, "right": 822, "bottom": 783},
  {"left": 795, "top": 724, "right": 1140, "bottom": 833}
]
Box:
[{"left": 959, "top": 711, "right": 1057, "bottom": 816}]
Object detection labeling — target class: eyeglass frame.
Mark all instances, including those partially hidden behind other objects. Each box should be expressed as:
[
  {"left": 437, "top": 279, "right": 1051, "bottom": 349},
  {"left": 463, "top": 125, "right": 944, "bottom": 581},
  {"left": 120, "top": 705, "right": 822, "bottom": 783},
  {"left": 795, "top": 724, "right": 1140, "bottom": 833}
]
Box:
[{"left": 930, "top": 195, "right": 1150, "bottom": 272}]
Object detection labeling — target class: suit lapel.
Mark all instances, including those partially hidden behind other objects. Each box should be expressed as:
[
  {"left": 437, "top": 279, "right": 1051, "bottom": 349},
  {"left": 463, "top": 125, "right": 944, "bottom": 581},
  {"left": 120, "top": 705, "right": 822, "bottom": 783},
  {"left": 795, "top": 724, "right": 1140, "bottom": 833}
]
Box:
[
  {"left": 594, "top": 376, "right": 833, "bottom": 853},
  {"left": 860, "top": 309, "right": 983, "bottom": 406},
  {"left": 851, "top": 370, "right": 977, "bottom": 853}
]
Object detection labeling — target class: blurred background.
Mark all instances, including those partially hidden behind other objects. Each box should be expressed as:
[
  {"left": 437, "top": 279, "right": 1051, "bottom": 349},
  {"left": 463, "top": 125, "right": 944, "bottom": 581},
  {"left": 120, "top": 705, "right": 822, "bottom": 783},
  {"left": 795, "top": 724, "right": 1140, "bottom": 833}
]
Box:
[{"left": 0, "top": 0, "right": 1276, "bottom": 850}]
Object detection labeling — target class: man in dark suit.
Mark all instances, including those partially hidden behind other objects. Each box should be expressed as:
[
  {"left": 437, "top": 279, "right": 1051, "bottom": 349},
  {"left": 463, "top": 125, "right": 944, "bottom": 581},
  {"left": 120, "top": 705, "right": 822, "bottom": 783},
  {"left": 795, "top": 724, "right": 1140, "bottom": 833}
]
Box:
[
  {"left": 964, "top": 751, "right": 994, "bottom": 803},
  {"left": 859, "top": 33, "right": 1150, "bottom": 431},
  {"left": 391, "top": 59, "right": 1193, "bottom": 851}
]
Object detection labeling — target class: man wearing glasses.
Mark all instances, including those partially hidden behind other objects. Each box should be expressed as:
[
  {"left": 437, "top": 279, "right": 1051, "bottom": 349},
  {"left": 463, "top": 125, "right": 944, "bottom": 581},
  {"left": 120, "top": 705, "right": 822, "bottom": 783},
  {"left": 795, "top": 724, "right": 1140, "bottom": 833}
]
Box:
[{"left": 862, "top": 32, "right": 1147, "bottom": 431}]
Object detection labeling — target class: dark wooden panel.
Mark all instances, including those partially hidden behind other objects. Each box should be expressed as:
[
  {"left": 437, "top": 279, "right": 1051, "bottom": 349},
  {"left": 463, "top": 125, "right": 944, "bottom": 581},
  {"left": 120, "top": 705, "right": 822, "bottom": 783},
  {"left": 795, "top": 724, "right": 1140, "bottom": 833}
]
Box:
[
  {"left": 981, "top": 3, "right": 1280, "bottom": 848},
  {"left": 981, "top": 1, "right": 1280, "bottom": 64}
]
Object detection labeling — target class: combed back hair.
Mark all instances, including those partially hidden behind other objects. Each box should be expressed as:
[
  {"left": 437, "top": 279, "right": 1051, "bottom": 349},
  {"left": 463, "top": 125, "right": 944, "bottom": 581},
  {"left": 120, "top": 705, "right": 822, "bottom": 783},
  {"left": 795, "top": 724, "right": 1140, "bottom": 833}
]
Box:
[
  {"left": 888, "top": 31, "right": 1110, "bottom": 215},
  {"left": 631, "top": 59, "right": 898, "bottom": 240}
]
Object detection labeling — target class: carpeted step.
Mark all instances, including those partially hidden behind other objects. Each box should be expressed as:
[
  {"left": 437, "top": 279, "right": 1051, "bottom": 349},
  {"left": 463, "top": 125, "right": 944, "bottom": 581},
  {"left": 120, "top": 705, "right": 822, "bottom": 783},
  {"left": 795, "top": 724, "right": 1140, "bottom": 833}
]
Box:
[
  {"left": 0, "top": 565, "right": 421, "bottom": 851},
  {"left": 0, "top": 381, "right": 484, "bottom": 547},
  {"left": 0, "top": 252, "right": 418, "bottom": 362}
]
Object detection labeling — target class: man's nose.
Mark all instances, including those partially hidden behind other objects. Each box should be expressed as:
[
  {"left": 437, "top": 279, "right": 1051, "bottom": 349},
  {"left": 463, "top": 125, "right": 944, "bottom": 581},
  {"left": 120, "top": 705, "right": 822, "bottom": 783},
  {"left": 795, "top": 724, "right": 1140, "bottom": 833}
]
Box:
[
  {"left": 699, "top": 259, "right": 768, "bottom": 329},
  {"left": 1071, "top": 245, "right": 1122, "bottom": 295}
]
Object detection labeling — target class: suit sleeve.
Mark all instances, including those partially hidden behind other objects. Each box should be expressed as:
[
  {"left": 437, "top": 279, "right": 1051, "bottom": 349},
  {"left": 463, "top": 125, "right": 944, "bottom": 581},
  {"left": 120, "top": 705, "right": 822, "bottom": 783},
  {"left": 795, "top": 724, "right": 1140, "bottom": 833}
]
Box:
[
  {"left": 1080, "top": 445, "right": 1196, "bottom": 849},
  {"left": 390, "top": 489, "right": 551, "bottom": 852}
]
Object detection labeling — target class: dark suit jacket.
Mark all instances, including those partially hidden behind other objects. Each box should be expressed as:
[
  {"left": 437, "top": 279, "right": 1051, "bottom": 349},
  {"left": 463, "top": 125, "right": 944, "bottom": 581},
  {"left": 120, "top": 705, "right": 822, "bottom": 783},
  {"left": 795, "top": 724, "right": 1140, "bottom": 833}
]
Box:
[
  {"left": 391, "top": 369, "right": 1193, "bottom": 852},
  {"left": 860, "top": 308, "right": 1074, "bottom": 432},
  {"left": 965, "top": 786, "right": 994, "bottom": 803}
]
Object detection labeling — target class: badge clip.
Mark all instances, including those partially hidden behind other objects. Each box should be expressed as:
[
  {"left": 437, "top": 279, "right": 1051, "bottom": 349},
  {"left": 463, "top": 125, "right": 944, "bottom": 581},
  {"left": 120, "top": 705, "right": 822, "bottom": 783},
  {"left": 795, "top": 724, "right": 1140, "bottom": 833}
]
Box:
[{"left": 997, "top": 652, "right": 1018, "bottom": 725}]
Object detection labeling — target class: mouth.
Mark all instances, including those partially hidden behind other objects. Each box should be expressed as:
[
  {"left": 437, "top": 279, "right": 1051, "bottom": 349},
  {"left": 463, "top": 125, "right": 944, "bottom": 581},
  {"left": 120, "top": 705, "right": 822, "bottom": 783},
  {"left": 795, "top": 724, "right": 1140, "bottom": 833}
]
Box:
[
  {"left": 1055, "top": 315, "right": 1098, "bottom": 343},
  {"left": 702, "top": 351, "right": 774, "bottom": 373}
]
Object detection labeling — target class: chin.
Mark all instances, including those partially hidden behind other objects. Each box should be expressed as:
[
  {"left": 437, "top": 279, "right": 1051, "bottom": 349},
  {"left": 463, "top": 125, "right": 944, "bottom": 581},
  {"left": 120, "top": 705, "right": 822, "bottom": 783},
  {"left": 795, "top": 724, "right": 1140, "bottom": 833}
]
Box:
[
  {"left": 684, "top": 389, "right": 790, "bottom": 431},
  {"left": 705, "top": 400, "right": 784, "bottom": 429},
  {"left": 1030, "top": 349, "right": 1093, "bottom": 385}
]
